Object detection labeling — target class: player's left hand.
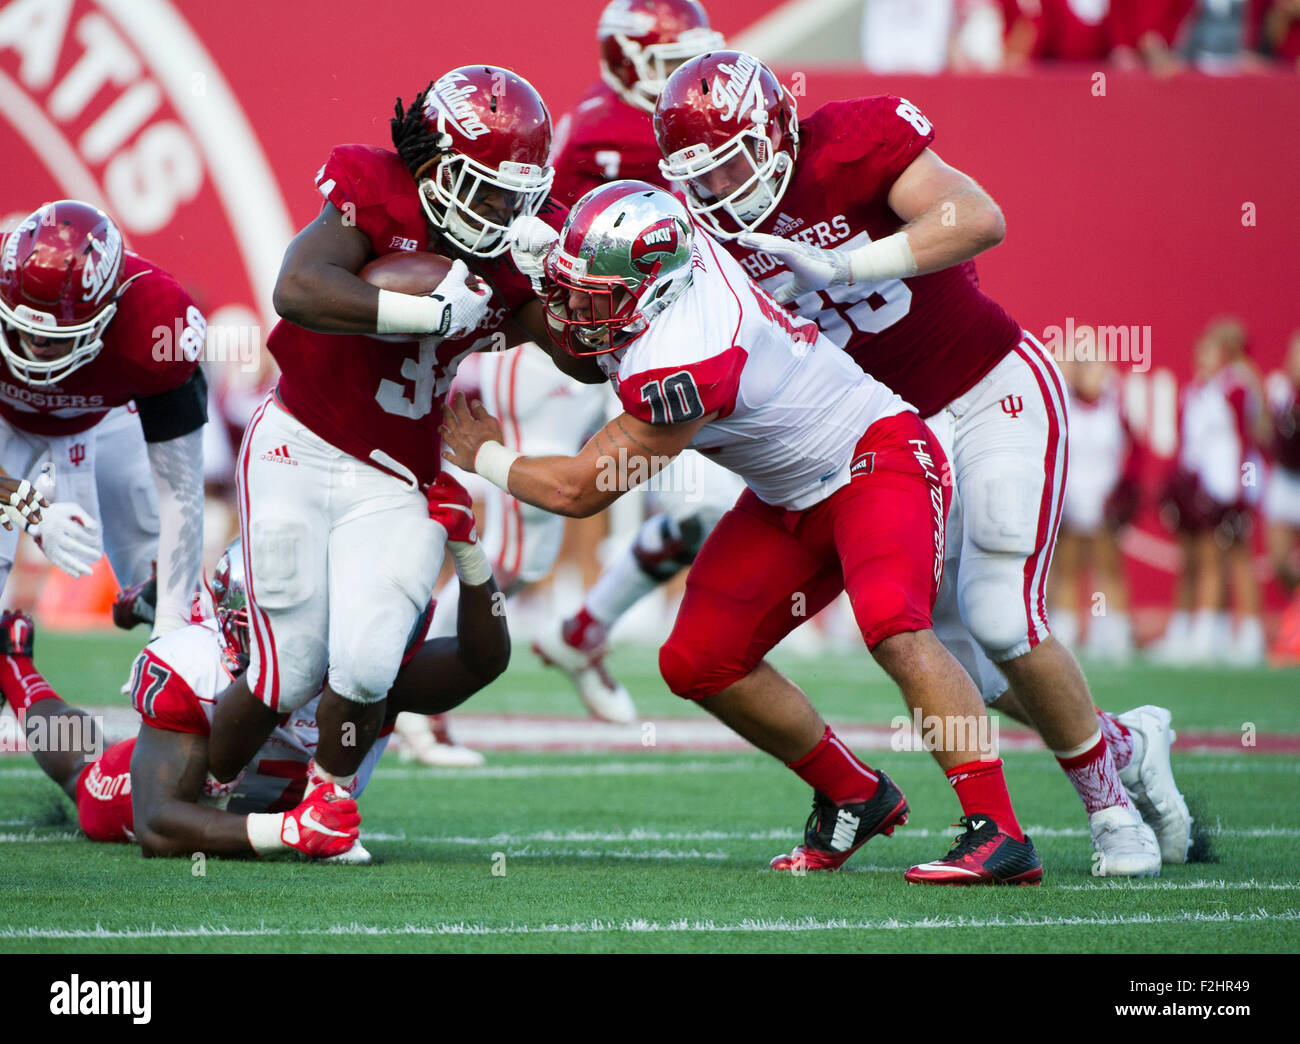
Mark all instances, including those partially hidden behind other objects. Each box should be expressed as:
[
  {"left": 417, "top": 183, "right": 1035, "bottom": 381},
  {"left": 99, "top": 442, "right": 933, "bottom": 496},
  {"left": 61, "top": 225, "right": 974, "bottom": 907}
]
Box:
[
  {"left": 426, "top": 472, "right": 478, "bottom": 545},
  {"left": 32, "top": 501, "right": 102, "bottom": 578},
  {"left": 506, "top": 215, "right": 559, "bottom": 288},
  {"left": 0, "top": 477, "right": 46, "bottom": 532},
  {"left": 737, "top": 232, "right": 851, "bottom": 305},
  {"left": 440, "top": 393, "right": 505, "bottom": 475}
]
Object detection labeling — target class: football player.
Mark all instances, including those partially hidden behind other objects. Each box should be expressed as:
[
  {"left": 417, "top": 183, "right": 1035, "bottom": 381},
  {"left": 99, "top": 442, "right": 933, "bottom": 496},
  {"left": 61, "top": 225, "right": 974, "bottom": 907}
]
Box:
[
  {"left": 205, "top": 66, "right": 579, "bottom": 819},
  {"left": 527, "top": 0, "right": 743, "bottom": 722},
  {"left": 444, "top": 183, "right": 1043, "bottom": 885},
  {"left": 0, "top": 201, "right": 208, "bottom": 642},
  {"left": 651, "top": 50, "right": 1189, "bottom": 874},
  {"left": 0, "top": 476, "right": 507, "bottom": 859}
]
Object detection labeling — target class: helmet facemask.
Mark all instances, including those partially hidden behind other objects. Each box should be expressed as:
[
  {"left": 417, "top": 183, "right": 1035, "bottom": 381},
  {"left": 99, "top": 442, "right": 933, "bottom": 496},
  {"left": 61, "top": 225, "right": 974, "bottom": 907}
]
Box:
[
  {"left": 0, "top": 299, "right": 118, "bottom": 387},
  {"left": 419, "top": 150, "right": 553, "bottom": 259},
  {"left": 208, "top": 543, "right": 250, "bottom": 677},
  {"left": 542, "top": 253, "right": 646, "bottom": 357},
  {"left": 603, "top": 27, "right": 725, "bottom": 113},
  {"left": 661, "top": 120, "right": 795, "bottom": 240}
]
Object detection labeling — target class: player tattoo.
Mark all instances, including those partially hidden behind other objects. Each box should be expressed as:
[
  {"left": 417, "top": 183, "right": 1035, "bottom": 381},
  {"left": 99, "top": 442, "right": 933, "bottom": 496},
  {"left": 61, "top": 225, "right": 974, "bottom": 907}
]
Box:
[
  {"left": 146, "top": 429, "right": 205, "bottom": 621},
  {"left": 613, "top": 417, "right": 655, "bottom": 456}
]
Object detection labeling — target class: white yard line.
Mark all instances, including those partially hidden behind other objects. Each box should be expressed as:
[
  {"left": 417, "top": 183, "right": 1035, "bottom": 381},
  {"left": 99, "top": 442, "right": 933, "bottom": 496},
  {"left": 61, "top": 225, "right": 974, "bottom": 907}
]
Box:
[
  {"left": 2, "top": 908, "right": 1296, "bottom": 941},
  {"left": 1059, "top": 879, "right": 1300, "bottom": 892}
]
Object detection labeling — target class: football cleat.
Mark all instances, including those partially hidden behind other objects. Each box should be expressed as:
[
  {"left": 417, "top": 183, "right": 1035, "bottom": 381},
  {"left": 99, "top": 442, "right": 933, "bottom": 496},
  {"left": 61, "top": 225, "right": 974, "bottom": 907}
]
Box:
[
  {"left": 0, "top": 609, "right": 35, "bottom": 657},
  {"left": 532, "top": 616, "right": 637, "bottom": 724},
  {"left": 770, "top": 773, "right": 909, "bottom": 872},
  {"left": 1089, "top": 804, "right": 1161, "bottom": 877},
  {"left": 112, "top": 565, "right": 157, "bottom": 631},
  {"left": 1117, "top": 704, "right": 1191, "bottom": 864},
  {"left": 904, "top": 816, "right": 1043, "bottom": 886},
  {"left": 393, "top": 712, "right": 485, "bottom": 768}
]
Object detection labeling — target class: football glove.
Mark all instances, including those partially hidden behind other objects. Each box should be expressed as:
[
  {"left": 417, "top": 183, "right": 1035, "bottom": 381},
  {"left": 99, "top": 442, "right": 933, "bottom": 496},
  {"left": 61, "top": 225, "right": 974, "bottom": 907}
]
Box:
[
  {"left": 738, "top": 232, "right": 851, "bottom": 305},
  {"left": 428, "top": 259, "right": 492, "bottom": 340},
  {"left": 0, "top": 478, "right": 45, "bottom": 532},
  {"left": 506, "top": 215, "right": 559, "bottom": 288},
  {"left": 426, "top": 472, "right": 478, "bottom": 545},
  {"left": 33, "top": 501, "right": 102, "bottom": 579},
  {"left": 247, "top": 786, "right": 360, "bottom": 858}
]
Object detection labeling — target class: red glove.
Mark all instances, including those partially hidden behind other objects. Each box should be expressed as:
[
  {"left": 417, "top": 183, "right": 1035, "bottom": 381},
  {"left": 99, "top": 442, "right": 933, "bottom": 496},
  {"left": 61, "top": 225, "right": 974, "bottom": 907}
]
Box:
[
  {"left": 277, "top": 787, "right": 361, "bottom": 859},
  {"left": 427, "top": 473, "right": 478, "bottom": 544}
]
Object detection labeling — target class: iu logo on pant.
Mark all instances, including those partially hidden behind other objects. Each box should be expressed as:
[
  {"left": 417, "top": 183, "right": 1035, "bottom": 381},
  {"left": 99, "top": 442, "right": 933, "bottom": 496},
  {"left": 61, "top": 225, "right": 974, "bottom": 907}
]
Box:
[
  {"left": 69, "top": 443, "right": 87, "bottom": 466},
  {"left": 1000, "top": 395, "right": 1024, "bottom": 419}
]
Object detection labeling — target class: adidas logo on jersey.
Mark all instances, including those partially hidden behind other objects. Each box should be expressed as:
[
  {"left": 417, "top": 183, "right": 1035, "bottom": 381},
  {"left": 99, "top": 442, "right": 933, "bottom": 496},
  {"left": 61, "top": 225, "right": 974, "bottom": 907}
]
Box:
[
  {"left": 259, "top": 444, "right": 299, "bottom": 466},
  {"left": 772, "top": 212, "right": 804, "bottom": 236}
]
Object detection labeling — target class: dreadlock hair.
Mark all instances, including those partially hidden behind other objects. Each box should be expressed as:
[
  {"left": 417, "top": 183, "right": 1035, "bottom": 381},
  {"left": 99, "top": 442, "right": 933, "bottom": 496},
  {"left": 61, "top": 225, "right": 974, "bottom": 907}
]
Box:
[{"left": 391, "top": 82, "right": 447, "bottom": 181}]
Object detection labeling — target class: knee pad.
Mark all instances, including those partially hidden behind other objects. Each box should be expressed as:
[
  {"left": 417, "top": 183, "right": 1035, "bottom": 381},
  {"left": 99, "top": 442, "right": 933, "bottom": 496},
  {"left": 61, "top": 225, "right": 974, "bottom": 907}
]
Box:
[
  {"left": 847, "top": 580, "right": 915, "bottom": 649},
  {"left": 658, "top": 639, "right": 735, "bottom": 702},
  {"left": 257, "top": 631, "right": 329, "bottom": 713},
  {"left": 958, "top": 556, "right": 1032, "bottom": 662},
  {"left": 961, "top": 468, "right": 1041, "bottom": 556},
  {"left": 329, "top": 612, "right": 409, "bottom": 704},
  {"left": 248, "top": 519, "right": 317, "bottom": 610}
]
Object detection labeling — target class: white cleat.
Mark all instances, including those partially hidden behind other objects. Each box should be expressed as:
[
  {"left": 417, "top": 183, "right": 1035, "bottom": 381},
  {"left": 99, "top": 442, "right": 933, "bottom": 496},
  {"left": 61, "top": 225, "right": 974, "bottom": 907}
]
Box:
[
  {"left": 532, "top": 620, "right": 637, "bottom": 725},
  {"left": 1089, "top": 805, "right": 1161, "bottom": 877},
  {"left": 321, "top": 839, "right": 372, "bottom": 865},
  {"left": 392, "top": 712, "right": 485, "bottom": 768},
  {"left": 1117, "top": 705, "right": 1192, "bottom": 864}
]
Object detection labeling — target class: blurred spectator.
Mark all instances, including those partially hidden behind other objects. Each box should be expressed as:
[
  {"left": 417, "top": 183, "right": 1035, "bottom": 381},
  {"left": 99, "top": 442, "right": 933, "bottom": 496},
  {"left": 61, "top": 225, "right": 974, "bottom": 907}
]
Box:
[
  {"left": 1181, "top": 0, "right": 1258, "bottom": 72},
  {"left": 1264, "top": 332, "right": 1300, "bottom": 591},
  {"left": 1004, "top": 0, "right": 1115, "bottom": 62},
  {"left": 861, "top": 0, "right": 956, "bottom": 72},
  {"left": 1111, "top": 0, "right": 1194, "bottom": 74},
  {"left": 950, "top": 0, "right": 1011, "bottom": 69},
  {"left": 1250, "top": 0, "right": 1300, "bottom": 67},
  {"left": 1153, "top": 318, "right": 1265, "bottom": 665},
  {"left": 1049, "top": 357, "right": 1140, "bottom": 660}
]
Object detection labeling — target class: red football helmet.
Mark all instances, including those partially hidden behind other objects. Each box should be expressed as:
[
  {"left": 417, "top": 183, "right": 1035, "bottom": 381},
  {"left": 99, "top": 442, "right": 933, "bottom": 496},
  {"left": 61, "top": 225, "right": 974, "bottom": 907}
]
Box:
[
  {"left": 654, "top": 50, "right": 799, "bottom": 239},
  {"left": 208, "top": 538, "right": 250, "bottom": 676},
  {"left": 0, "top": 201, "right": 130, "bottom": 386},
  {"left": 409, "top": 66, "right": 554, "bottom": 258},
  {"left": 598, "top": 0, "right": 726, "bottom": 113}
]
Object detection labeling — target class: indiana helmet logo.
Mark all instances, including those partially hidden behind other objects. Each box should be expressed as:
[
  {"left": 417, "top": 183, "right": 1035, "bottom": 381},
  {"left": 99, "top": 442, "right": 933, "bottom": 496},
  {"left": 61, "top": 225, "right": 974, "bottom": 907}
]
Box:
[
  {"left": 630, "top": 219, "right": 680, "bottom": 274},
  {"left": 1000, "top": 395, "right": 1024, "bottom": 418}
]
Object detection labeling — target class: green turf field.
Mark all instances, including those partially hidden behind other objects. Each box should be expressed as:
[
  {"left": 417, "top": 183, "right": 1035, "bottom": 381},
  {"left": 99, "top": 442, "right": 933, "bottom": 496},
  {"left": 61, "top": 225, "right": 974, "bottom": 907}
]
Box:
[{"left": 1, "top": 630, "right": 1297, "bottom": 954}]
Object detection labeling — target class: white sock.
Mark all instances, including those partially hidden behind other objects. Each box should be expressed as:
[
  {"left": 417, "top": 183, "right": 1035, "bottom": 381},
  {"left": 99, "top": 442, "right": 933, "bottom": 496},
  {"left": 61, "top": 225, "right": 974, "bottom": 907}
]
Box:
[{"left": 585, "top": 544, "right": 661, "bottom": 627}]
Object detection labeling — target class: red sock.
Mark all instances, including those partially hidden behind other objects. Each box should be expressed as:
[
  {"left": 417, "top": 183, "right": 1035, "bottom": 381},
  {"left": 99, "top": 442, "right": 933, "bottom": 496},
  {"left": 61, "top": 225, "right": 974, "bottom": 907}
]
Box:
[
  {"left": 787, "top": 727, "right": 879, "bottom": 803},
  {"left": 562, "top": 608, "right": 607, "bottom": 652},
  {"left": 1056, "top": 733, "right": 1132, "bottom": 815},
  {"left": 945, "top": 758, "right": 1024, "bottom": 841},
  {"left": 1097, "top": 710, "right": 1134, "bottom": 770},
  {"left": 0, "top": 655, "right": 58, "bottom": 715}
]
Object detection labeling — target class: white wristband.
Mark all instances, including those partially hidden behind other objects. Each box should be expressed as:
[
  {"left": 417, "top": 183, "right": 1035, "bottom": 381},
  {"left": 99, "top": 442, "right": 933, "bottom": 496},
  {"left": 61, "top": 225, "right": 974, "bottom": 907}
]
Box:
[
  {"left": 449, "top": 541, "right": 493, "bottom": 586},
  {"left": 376, "top": 289, "right": 443, "bottom": 335},
  {"left": 246, "top": 812, "right": 286, "bottom": 855},
  {"left": 846, "top": 231, "right": 917, "bottom": 284},
  {"left": 474, "top": 441, "right": 521, "bottom": 491}
]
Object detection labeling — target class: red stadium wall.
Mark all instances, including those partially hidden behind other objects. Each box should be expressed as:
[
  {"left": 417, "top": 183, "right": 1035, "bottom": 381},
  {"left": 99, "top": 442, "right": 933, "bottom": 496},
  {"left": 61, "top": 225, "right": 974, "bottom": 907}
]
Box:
[{"left": 2, "top": 0, "right": 1298, "bottom": 615}]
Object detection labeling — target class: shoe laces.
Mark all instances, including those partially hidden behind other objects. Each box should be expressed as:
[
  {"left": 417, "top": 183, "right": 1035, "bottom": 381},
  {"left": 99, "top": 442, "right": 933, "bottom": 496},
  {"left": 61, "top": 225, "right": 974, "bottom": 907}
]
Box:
[{"left": 944, "top": 816, "right": 996, "bottom": 861}]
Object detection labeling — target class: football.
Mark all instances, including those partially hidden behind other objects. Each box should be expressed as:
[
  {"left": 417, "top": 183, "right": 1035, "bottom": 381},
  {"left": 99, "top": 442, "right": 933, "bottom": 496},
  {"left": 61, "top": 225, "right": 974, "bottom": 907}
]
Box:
[{"left": 359, "top": 250, "right": 455, "bottom": 295}]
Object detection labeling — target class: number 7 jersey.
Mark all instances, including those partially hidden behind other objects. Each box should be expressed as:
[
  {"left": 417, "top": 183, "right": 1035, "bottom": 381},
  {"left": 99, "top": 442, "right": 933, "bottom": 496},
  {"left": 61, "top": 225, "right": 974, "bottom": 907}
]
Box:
[
  {"left": 599, "top": 227, "right": 909, "bottom": 511},
  {"left": 725, "top": 97, "right": 1023, "bottom": 418},
  {"left": 267, "top": 145, "right": 567, "bottom": 486}
]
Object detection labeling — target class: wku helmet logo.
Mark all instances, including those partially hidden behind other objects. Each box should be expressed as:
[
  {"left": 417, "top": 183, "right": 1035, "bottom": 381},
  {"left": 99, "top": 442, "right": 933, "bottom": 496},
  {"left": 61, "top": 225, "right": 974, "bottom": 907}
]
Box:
[
  {"left": 710, "top": 52, "right": 764, "bottom": 122},
  {"left": 630, "top": 219, "right": 680, "bottom": 274}
]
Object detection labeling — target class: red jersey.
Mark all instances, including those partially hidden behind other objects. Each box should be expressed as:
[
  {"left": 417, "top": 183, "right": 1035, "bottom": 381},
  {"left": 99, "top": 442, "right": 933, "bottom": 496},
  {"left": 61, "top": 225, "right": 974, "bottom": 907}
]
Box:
[
  {"left": 1025, "top": 0, "right": 1116, "bottom": 59},
  {"left": 725, "top": 97, "right": 1022, "bottom": 418},
  {"left": 1110, "top": 0, "right": 1194, "bottom": 48},
  {"left": 268, "top": 145, "right": 566, "bottom": 486},
  {"left": 0, "top": 249, "right": 202, "bottom": 437},
  {"left": 550, "top": 81, "right": 667, "bottom": 207}
]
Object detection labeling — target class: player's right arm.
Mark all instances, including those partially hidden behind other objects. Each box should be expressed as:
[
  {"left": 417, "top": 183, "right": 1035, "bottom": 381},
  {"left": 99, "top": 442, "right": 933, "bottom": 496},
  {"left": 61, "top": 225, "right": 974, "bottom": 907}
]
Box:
[{"left": 271, "top": 203, "right": 382, "bottom": 334}]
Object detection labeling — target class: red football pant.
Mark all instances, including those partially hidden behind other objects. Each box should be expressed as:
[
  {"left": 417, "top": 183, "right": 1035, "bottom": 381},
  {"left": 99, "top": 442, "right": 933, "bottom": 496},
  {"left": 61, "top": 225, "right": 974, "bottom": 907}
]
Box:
[
  {"left": 75, "top": 738, "right": 137, "bottom": 844},
  {"left": 660, "top": 412, "right": 950, "bottom": 701}
]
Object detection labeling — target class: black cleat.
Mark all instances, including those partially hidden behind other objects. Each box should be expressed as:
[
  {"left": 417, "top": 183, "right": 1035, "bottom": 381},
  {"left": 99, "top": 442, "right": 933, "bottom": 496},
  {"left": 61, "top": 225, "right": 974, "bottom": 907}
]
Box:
[
  {"left": 770, "top": 771, "right": 909, "bottom": 871},
  {"left": 905, "top": 815, "right": 1043, "bottom": 885}
]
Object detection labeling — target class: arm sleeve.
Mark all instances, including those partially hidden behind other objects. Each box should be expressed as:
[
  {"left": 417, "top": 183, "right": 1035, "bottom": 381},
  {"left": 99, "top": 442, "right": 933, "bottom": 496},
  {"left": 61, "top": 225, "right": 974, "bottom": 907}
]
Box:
[
  {"left": 136, "top": 367, "right": 208, "bottom": 442},
  {"left": 146, "top": 427, "right": 205, "bottom": 637}
]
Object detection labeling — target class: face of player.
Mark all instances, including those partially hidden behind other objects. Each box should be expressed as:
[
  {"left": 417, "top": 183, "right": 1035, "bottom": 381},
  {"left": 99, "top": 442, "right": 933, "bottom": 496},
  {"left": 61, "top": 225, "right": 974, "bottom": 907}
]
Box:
[
  {"left": 12, "top": 329, "right": 74, "bottom": 362},
  {"left": 466, "top": 184, "right": 522, "bottom": 226}
]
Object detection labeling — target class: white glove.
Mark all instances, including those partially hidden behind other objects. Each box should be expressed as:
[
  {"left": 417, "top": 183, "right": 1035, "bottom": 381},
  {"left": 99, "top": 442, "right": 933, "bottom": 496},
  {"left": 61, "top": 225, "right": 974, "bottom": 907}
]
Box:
[
  {"left": 33, "top": 501, "right": 102, "bottom": 579},
  {"left": 506, "top": 216, "right": 559, "bottom": 287},
  {"left": 737, "top": 232, "right": 850, "bottom": 305},
  {"left": 427, "top": 259, "right": 492, "bottom": 340}
]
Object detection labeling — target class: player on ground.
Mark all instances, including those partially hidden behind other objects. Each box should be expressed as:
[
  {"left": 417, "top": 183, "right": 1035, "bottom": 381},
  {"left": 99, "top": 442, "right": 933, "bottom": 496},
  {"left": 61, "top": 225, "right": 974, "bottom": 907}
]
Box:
[
  {"left": 651, "top": 51, "right": 1189, "bottom": 874},
  {"left": 0, "top": 201, "right": 207, "bottom": 638},
  {"left": 444, "top": 183, "right": 1043, "bottom": 885},
  {"left": 0, "top": 479, "right": 507, "bottom": 859},
  {"left": 205, "top": 67, "right": 574, "bottom": 813}
]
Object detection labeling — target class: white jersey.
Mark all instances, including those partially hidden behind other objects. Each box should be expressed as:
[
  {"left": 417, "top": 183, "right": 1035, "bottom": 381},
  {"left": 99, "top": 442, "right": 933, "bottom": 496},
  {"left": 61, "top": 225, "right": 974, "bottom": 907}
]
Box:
[
  {"left": 599, "top": 230, "right": 910, "bottom": 510},
  {"left": 130, "top": 620, "right": 388, "bottom": 814}
]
